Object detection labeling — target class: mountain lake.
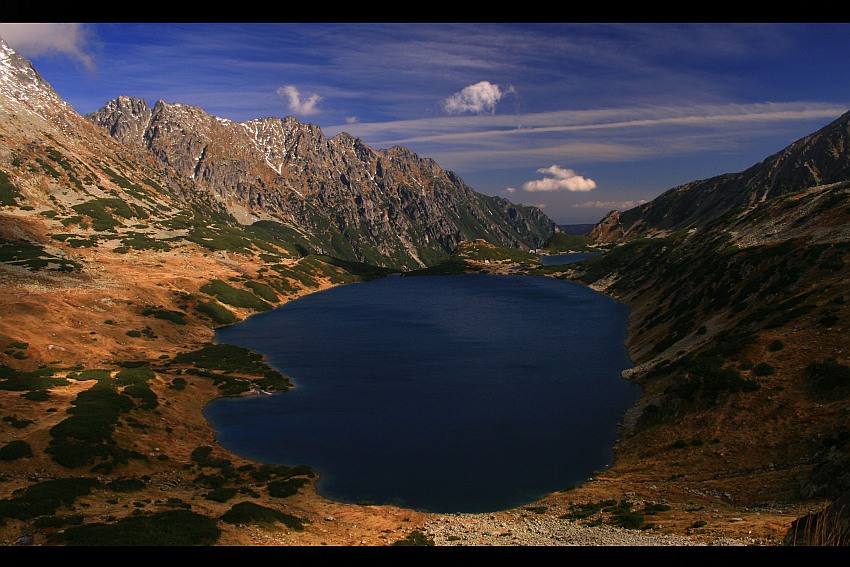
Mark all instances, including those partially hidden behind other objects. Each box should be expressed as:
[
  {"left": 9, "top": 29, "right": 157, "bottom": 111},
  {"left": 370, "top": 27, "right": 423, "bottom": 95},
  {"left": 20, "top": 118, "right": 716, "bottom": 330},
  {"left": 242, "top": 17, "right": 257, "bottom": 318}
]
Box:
[{"left": 203, "top": 255, "right": 642, "bottom": 513}]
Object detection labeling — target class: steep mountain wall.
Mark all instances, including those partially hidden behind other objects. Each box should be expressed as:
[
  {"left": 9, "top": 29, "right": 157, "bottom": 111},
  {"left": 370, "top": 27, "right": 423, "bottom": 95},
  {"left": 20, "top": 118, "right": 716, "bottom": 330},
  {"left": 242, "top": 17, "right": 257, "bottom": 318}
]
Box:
[
  {"left": 591, "top": 111, "right": 850, "bottom": 242},
  {"left": 89, "top": 97, "right": 555, "bottom": 270}
]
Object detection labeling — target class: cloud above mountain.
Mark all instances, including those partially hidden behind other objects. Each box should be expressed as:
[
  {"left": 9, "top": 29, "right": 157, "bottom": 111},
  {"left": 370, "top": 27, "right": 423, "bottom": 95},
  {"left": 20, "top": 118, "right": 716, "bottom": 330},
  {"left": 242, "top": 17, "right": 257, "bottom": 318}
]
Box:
[
  {"left": 276, "top": 85, "right": 323, "bottom": 116},
  {"left": 0, "top": 23, "right": 95, "bottom": 71},
  {"left": 443, "top": 81, "right": 515, "bottom": 115},
  {"left": 522, "top": 165, "right": 597, "bottom": 192}
]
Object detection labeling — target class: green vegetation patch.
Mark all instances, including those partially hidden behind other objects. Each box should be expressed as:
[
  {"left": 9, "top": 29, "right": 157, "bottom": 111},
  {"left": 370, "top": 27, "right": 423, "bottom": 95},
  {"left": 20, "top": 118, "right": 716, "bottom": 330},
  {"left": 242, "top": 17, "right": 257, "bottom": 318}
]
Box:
[
  {"left": 190, "top": 445, "right": 232, "bottom": 469},
  {"left": 50, "top": 509, "right": 221, "bottom": 546},
  {"left": 0, "top": 169, "right": 22, "bottom": 206},
  {"left": 71, "top": 198, "right": 139, "bottom": 232},
  {"left": 244, "top": 281, "right": 279, "bottom": 303},
  {"left": 0, "top": 440, "right": 33, "bottom": 461},
  {"left": 2, "top": 415, "right": 33, "bottom": 428},
  {"left": 70, "top": 369, "right": 113, "bottom": 382},
  {"left": 0, "top": 237, "right": 81, "bottom": 272},
  {"left": 122, "top": 383, "right": 158, "bottom": 409},
  {"left": 404, "top": 255, "right": 473, "bottom": 276},
  {"left": 266, "top": 477, "right": 308, "bottom": 498},
  {"left": 805, "top": 358, "right": 850, "bottom": 393},
  {"left": 119, "top": 232, "right": 172, "bottom": 252},
  {"left": 544, "top": 232, "right": 595, "bottom": 253},
  {"left": 171, "top": 343, "right": 292, "bottom": 394},
  {"left": 392, "top": 530, "right": 435, "bottom": 546},
  {"left": 0, "top": 477, "right": 100, "bottom": 521},
  {"left": 220, "top": 501, "right": 308, "bottom": 530},
  {"left": 114, "top": 366, "right": 155, "bottom": 386},
  {"left": 141, "top": 308, "right": 187, "bottom": 325},
  {"left": 200, "top": 279, "right": 272, "bottom": 311},
  {"left": 313, "top": 255, "right": 399, "bottom": 281},
  {"left": 204, "top": 487, "right": 238, "bottom": 503},
  {"left": 0, "top": 363, "right": 68, "bottom": 392},
  {"left": 45, "top": 381, "right": 144, "bottom": 471},
  {"left": 195, "top": 299, "right": 238, "bottom": 326}
]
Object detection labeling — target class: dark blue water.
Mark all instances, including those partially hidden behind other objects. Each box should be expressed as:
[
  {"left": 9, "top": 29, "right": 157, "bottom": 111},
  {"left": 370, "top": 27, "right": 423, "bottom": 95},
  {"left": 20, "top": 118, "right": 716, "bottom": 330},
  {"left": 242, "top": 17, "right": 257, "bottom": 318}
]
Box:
[
  {"left": 203, "top": 271, "right": 641, "bottom": 513},
  {"left": 540, "top": 252, "right": 600, "bottom": 265}
]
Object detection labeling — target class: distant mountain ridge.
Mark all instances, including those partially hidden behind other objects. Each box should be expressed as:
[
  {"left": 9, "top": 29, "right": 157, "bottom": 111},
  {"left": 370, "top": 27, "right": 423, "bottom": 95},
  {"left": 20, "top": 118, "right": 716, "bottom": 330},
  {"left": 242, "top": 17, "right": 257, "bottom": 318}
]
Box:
[
  {"left": 591, "top": 110, "right": 850, "bottom": 242},
  {"left": 88, "top": 95, "right": 555, "bottom": 270}
]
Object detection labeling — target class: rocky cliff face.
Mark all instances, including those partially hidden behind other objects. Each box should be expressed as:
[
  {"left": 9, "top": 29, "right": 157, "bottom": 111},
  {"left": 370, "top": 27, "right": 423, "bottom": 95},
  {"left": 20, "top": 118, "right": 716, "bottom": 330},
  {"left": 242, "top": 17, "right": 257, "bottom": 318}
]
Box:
[
  {"left": 591, "top": 110, "right": 850, "bottom": 243},
  {"left": 88, "top": 97, "right": 555, "bottom": 270}
]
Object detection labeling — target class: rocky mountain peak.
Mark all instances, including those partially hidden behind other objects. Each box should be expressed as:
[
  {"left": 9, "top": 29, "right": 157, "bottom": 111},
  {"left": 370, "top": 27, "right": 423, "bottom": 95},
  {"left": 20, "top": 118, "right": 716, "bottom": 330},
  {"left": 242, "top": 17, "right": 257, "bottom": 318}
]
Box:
[
  {"left": 0, "top": 36, "right": 70, "bottom": 120},
  {"left": 87, "top": 95, "right": 153, "bottom": 147},
  {"left": 599, "top": 109, "right": 850, "bottom": 241}
]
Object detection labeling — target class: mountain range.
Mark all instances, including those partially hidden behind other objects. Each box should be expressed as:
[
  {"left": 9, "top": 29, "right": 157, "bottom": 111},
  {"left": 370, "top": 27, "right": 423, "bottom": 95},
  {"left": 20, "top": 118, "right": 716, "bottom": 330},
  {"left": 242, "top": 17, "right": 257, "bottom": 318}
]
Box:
[
  {"left": 1, "top": 34, "right": 849, "bottom": 546},
  {"left": 87, "top": 95, "right": 554, "bottom": 271}
]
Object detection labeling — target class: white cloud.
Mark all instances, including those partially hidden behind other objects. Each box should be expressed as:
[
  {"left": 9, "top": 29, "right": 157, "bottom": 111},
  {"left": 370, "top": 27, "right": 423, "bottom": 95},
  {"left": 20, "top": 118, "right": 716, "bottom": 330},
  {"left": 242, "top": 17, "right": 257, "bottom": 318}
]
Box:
[
  {"left": 522, "top": 165, "right": 597, "bottom": 192},
  {"left": 573, "top": 199, "right": 648, "bottom": 209},
  {"left": 346, "top": 116, "right": 359, "bottom": 124},
  {"left": 443, "top": 81, "right": 513, "bottom": 115},
  {"left": 503, "top": 187, "right": 516, "bottom": 194},
  {"left": 276, "top": 85, "right": 322, "bottom": 115},
  {"left": 0, "top": 23, "right": 95, "bottom": 71}
]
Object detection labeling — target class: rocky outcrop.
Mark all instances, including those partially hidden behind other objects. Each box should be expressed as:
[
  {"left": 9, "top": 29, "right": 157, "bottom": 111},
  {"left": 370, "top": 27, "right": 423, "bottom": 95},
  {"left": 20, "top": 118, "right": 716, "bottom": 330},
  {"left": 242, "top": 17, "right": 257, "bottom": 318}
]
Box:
[{"left": 88, "top": 97, "right": 556, "bottom": 270}]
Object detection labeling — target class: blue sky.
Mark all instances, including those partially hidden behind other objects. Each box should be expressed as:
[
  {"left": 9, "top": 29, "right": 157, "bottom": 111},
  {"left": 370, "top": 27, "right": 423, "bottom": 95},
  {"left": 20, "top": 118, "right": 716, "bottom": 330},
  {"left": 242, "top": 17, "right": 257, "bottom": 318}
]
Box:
[{"left": 2, "top": 22, "right": 850, "bottom": 225}]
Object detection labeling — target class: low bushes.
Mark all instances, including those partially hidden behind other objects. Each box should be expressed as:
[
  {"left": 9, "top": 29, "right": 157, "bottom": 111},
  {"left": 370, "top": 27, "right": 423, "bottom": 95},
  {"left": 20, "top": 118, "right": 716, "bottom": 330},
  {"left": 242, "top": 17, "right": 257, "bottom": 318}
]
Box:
[
  {"left": 0, "top": 440, "right": 33, "bottom": 461},
  {"left": 200, "top": 280, "right": 271, "bottom": 311},
  {"left": 220, "top": 501, "right": 307, "bottom": 530},
  {"left": 0, "top": 477, "right": 100, "bottom": 521},
  {"left": 50, "top": 509, "right": 221, "bottom": 546}
]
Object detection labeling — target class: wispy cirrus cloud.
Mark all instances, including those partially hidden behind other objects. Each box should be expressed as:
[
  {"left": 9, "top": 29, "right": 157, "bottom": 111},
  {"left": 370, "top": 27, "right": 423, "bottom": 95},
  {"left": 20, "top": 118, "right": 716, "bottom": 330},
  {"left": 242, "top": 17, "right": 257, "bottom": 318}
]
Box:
[
  {"left": 337, "top": 102, "right": 847, "bottom": 147},
  {"left": 325, "top": 101, "right": 848, "bottom": 173}
]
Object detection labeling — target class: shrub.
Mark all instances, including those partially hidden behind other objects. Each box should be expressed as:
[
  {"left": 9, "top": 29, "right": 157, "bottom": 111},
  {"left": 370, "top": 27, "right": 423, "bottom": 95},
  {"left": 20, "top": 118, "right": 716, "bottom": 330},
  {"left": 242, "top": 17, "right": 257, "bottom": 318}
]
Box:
[
  {"left": 0, "top": 440, "right": 33, "bottom": 461},
  {"left": 613, "top": 510, "right": 646, "bottom": 529},
  {"left": 22, "top": 389, "right": 50, "bottom": 401},
  {"left": 141, "top": 309, "right": 186, "bottom": 325},
  {"left": 46, "top": 382, "right": 136, "bottom": 468},
  {"left": 195, "top": 300, "right": 238, "bottom": 326},
  {"left": 50, "top": 509, "right": 221, "bottom": 546},
  {"left": 190, "top": 446, "right": 231, "bottom": 469},
  {"left": 122, "top": 383, "right": 158, "bottom": 409},
  {"left": 392, "top": 530, "right": 435, "bottom": 546},
  {"left": 220, "top": 501, "right": 307, "bottom": 530},
  {"left": 200, "top": 280, "right": 272, "bottom": 311},
  {"left": 267, "top": 478, "right": 308, "bottom": 498},
  {"left": 643, "top": 503, "right": 672, "bottom": 514},
  {"left": 244, "top": 281, "right": 279, "bottom": 303},
  {"left": 114, "top": 366, "right": 155, "bottom": 386},
  {"left": 204, "top": 488, "right": 238, "bottom": 503},
  {"left": 2, "top": 415, "right": 33, "bottom": 428},
  {"left": 806, "top": 358, "right": 850, "bottom": 391},
  {"left": 0, "top": 477, "right": 100, "bottom": 520},
  {"left": 753, "top": 362, "right": 775, "bottom": 377}
]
